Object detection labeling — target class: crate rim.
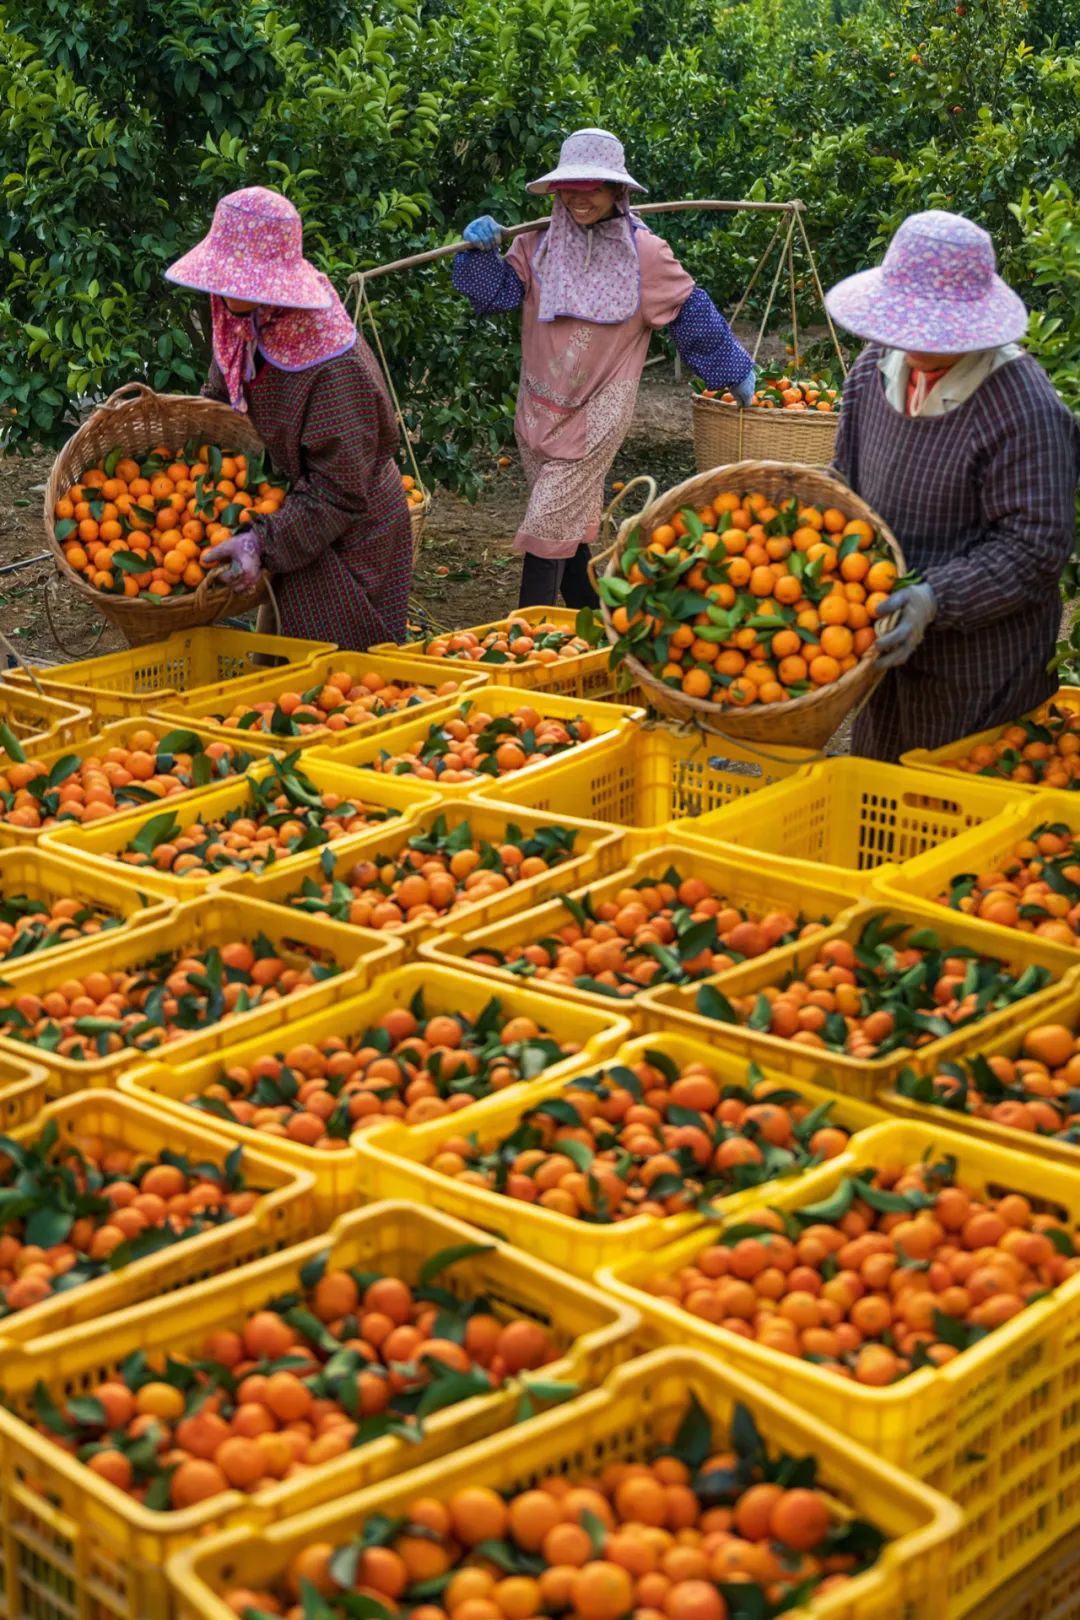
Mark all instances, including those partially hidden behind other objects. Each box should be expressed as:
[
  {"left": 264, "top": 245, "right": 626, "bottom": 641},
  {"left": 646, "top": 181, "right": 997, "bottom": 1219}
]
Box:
[{"left": 166, "top": 1345, "right": 962, "bottom": 1620}]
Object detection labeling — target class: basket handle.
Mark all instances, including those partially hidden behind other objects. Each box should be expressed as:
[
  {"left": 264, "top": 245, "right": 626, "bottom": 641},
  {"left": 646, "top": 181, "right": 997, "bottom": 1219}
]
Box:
[
  {"left": 100, "top": 382, "right": 157, "bottom": 411},
  {"left": 197, "top": 565, "right": 282, "bottom": 634},
  {"left": 588, "top": 475, "right": 658, "bottom": 591}
]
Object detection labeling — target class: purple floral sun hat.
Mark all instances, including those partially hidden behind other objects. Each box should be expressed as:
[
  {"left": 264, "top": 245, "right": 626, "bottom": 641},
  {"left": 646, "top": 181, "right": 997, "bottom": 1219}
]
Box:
[
  {"left": 527, "top": 129, "right": 646, "bottom": 195},
  {"left": 825, "top": 210, "right": 1028, "bottom": 353},
  {"left": 165, "top": 187, "right": 330, "bottom": 310}
]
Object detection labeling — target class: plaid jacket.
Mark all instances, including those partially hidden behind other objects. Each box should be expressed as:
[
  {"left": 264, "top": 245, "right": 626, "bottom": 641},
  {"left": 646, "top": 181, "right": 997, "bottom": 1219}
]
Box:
[
  {"left": 204, "top": 340, "right": 411, "bottom": 649},
  {"left": 834, "top": 346, "right": 1080, "bottom": 760}
]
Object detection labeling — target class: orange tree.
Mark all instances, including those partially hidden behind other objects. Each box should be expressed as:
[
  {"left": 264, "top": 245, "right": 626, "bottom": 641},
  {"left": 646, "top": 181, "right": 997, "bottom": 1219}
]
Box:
[{"left": 3, "top": 0, "right": 1080, "bottom": 496}]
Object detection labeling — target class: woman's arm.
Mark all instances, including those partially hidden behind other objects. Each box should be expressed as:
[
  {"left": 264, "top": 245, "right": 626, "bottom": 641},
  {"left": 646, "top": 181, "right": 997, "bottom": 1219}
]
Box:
[
  {"left": 924, "top": 370, "right": 1080, "bottom": 631},
  {"left": 452, "top": 250, "right": 525, "bottom": 315},
  {"left": 668, "top": 287, "right": 754, "bottom": 392},
  {"left": 249, "top": 358, "right": 391, "bottom": 575}
]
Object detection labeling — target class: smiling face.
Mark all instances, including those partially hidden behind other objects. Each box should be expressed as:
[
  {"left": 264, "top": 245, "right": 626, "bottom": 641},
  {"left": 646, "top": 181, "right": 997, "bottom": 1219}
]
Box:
[{"left": 553, "top": 183, "right": 620, "bottom": 227}]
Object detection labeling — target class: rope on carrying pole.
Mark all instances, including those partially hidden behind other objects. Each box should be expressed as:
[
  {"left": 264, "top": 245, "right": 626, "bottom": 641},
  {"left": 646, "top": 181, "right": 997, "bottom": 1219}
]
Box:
[{"left": 350, "top": 274, "right": 427, "bottom": 498}]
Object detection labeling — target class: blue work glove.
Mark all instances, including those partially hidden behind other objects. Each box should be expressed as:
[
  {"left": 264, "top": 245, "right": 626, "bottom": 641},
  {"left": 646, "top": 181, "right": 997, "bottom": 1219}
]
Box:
[
  {"left": 730, "top": 367, "right": 757, "bottom": 408},
  {"left": 463, "top": 215, "right": 503, "bottom": 250},
  {"left": 873, "top": 583, "right": 937, "bottom": 671},
  {"left": 202, "top": 529, "right": 263, "bottom": 591}
]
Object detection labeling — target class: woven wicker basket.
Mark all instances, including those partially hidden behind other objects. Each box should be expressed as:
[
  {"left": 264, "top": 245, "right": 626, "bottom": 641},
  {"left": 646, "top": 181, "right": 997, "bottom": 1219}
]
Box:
[
  {"left": 693, "top": 394, "right": 839, "bottom": 473},
  {"left": 596, "top": 460, "right": 905, "bottom": 752},
  {"left": 43, "top": 382, "right": 269, "bottom": 649}
]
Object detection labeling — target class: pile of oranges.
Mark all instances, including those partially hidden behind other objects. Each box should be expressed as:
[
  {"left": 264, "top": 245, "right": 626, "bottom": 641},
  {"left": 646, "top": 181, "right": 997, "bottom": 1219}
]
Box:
[
  {"left": 603, "top": 486, "right": 900, "bottom": 706},
  {"left": 0, "top": 892, "right": 124, "bottom": 961},
  {"left": 421, "top": 615, "right": 603, "bottom": 668},
  {"left": 0, "top": 1126, "right": 263, "bottom": 1316},
  {"left": 896, "top": 1022, "right": 1080, "bottom": 1141},
  {"left": 223, "top": 1398, "right": 883, "bottom": 1619},
  {"left": 701, "top": 373, "right": 840, "bottom": 413},
  {"left": 648, "top": 1153, "right": 1080, "bottom": 1384},
  {"left": 468, "top": 871, "right": 828, "bottom": 1000},
  {"left": 0, "top": 938, "right": 341, "bottom": 1062},
  {"left": 0, "top": 729, "right": 251, "bottom": 830},
  {"left": 52, "top": 443, "right": 287, "bottom": 600},
  {"left": 207, "top": 668, "right": 461, "bottom": 739},
  {"left": 284, "top": 817, "right": 579, "bottom": 934},
  {"left": 695, "top": 915, "right": 1053, "bottom": 1059},
  {"left": 30, "top": 1261, "right": 559, "bottom": 1510},
  {"left": 423, "top": 1054, "right": 852, "bottom": 1221},
  {"left": 934, "top": 709, "right": 1080, "bottom": 788},
  {"left": 371, "top": 703, "right": 597, "bottom": 786},
  {"left": 931, "top": 821, "right": 1080, "bottom": 948},
  {"left": 105, "top": 759, "right": 401, "bottom": 881},
  {"left": 402, "top": 473, "right": 426, "bottom": 511},
  {"left": 185, "top": 994, "right": 576, "bottom": 1140}
]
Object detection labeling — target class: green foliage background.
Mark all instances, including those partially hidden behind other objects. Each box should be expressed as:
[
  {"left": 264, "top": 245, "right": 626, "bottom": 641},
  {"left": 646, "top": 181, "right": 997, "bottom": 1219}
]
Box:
[{"left": 2, "top": 0, "right": 1080, "bottom": 507}]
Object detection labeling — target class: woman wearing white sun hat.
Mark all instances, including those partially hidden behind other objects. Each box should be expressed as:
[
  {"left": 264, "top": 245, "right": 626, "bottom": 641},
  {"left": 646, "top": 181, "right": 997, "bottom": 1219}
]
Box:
[
  {"left": 454, "top": 129, "right": 755, "bottom": 609},
  {"left": 826, "top": 209, "right": 1080, "bottom": 762}
]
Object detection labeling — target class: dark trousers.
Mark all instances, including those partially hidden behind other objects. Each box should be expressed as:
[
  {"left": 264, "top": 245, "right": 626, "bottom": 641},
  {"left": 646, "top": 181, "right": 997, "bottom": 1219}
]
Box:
[{"left": 518, "top": 543, "right": 598, "bottom": 610}]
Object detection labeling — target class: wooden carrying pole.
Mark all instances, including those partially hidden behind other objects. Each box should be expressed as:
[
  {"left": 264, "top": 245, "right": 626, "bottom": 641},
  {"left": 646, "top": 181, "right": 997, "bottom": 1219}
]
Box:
[{"left": 351, "top": 198, "right": 805, "bottom": 283}]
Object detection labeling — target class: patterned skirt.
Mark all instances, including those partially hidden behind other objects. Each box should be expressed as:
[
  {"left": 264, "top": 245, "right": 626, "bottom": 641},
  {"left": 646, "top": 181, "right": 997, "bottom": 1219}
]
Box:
[{"left": 514, "top": 379, "right": 638, "bottom": 559}]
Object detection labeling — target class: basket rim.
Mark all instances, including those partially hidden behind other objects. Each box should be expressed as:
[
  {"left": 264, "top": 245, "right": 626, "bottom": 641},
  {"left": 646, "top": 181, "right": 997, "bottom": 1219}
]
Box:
[
  {"left": 597, "top": 459, "right": 904, "bottom": 727},
  {"left": 691, "top": 392, "right": 840, "bottom": 425}
]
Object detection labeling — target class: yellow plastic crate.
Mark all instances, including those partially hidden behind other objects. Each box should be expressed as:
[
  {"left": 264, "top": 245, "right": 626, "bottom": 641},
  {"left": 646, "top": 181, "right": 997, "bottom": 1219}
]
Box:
[
  {"left": 235, "top": 796, "right": 628, "bottom": 957},
  {"left": 0, "top": 1050, "right": 49, "bottom": 1129},
  {"left": 599, "top": 1119, "right": 1080, "bottom": 1618},
  {"left": 0, "top": 1201, "right": 637, "bottom": 1620},
  {"left": 874, "top": 787, "right": 1080, "bottom": 951},
  {"left": 119, "top": 962, "right": 633, "bottom": 1224},
  {"left": 0, "top": 892, "right": 402, "bottom": 1093},
  {"left": 900, "top": 688, "right": 1080, "bottom": 797},
  {"left": 41, "top": 756, "right": 440, "bottom": 899},
  {"left": 474, "top": 719, "right": 815, "bottom": 829},
  {"left": 978, "top": 1526, "right": 1080, "bottom": 1620},
  {"left": 9, "top": 629, "right": 336, "bottom": 720},
  {"left": 0, "top": 716, "right": 267, "bottom": 848},
  {"left": 670, "top": 757, "right": 1020, "bottom": 894},
  {"left": 352, "top": 1028, "right": 887, "bottom": 1278},
  {"left": 168, "top": 1349, "right": 961, "bottom": 1620},
  {"left": 0, "top": 682, "right": 93, "bottom": 757},
  {"left": 878, "top": 981, "right": 1080, "bottom": 1172},
  {"left": 640, "top": 898, "right": 1080, "bottom": 1093},
  {"left": 0, "top": 1090, "right": 316, "bottom": 1348},
  {"left": 309, "top": 685, "right": 643, "bottom": 800},
  {"left": 371, "top": 606, "right": 616, "bottom": 699},
  {"left": 152, "top": 652, "right": 490, "bottom": 753},
  {"left": 0, "top": 846, "right": 168, "bottom": 962},
  {"left": 421, "top": 841, "right": 863, "bottom": 1025}
]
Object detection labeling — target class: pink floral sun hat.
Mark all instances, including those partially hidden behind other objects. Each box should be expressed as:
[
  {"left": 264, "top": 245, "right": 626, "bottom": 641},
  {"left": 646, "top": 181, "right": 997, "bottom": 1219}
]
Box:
[
  {"left": 825, "top": 210, "right": 1028, "bottom": 353},
  {"left": 527, "top": 129, "right": 646, "bottom": 195},
  {"left": 165, "top": 186, "right": 330, "bottom": 310}
]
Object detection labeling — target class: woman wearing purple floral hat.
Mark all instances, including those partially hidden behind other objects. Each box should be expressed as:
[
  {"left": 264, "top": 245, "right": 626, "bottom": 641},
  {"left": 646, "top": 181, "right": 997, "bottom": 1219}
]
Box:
[
  {"left": 165, "top": 187, "right": 412, "bottom": 649},
  {"left": 826, "top": 210, "right": 1080, "bottom": 762},
  {"left": 454, "top": 129, "right": 755, "bottom": 610}
]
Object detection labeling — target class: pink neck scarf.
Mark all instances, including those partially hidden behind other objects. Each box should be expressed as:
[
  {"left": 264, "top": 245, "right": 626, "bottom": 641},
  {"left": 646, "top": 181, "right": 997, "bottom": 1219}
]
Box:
[
  {"left": 532, "top": 193, "right": 642, "bottom": 325},
  {"left": 210, "top": 273, "right": 357, "bottom": 410}
]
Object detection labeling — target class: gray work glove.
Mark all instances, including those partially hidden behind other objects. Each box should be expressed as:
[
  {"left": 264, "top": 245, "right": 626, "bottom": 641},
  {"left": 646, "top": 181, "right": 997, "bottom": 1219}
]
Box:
[
  {"left": 874, "top": 583, "right": 937, "bottom": 670},
  {"left": 730, "top": 368, "right": 757, "bottom": 407}
]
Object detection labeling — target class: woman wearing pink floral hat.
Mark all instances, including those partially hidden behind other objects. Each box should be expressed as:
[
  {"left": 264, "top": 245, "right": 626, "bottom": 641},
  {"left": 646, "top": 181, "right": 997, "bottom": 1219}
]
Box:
[
  {"left": 826, "top": 210, "right": 1080, "bottom": 762},
  {"left": 454, "top": 129, "right": 754, "bottom": 610},
  {"left": 165, "top": 187, "right": 412, "bottom": 649}
]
